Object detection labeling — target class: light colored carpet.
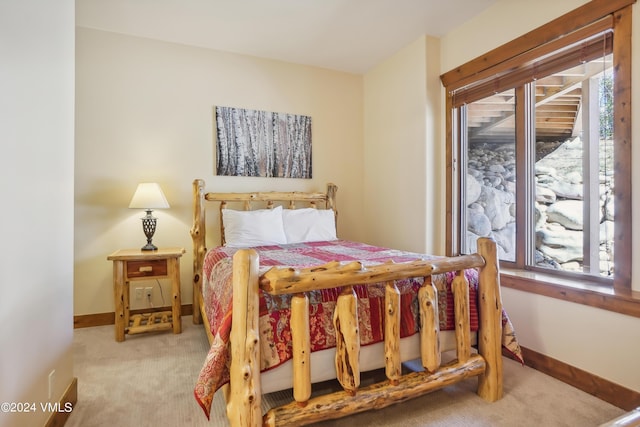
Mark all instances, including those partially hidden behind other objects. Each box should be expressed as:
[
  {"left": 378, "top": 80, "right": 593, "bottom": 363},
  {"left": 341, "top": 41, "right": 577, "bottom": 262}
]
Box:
[{"left": 67, "top": 316, "right": 624, "bottom": 426}]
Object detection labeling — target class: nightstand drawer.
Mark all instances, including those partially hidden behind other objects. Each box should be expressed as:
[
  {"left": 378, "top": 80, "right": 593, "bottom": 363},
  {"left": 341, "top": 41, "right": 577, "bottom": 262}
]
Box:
[{"left": 126, "top": 259, "right": 168, "bottom": 278}]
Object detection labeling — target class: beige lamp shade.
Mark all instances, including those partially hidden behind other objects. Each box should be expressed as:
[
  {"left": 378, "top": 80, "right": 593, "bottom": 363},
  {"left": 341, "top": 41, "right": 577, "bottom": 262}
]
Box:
[{"left": 128, "top": 183, "right": 170, "bottom": 209}]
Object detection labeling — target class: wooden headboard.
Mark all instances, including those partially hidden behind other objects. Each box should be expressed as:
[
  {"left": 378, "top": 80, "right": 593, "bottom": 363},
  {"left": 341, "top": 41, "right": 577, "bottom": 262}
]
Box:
[{"left": 190, "top": 178, "right": 338, "bottom": 325}]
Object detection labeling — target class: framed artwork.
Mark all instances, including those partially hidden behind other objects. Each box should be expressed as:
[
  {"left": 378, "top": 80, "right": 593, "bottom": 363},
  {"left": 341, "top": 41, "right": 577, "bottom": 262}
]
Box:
[{"left": 215, "top": 106, "right": 312, "bottom": 178}]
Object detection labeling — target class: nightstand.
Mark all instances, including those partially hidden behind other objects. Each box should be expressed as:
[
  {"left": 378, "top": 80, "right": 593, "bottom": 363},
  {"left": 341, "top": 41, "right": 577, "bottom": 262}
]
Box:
[{"left": 107, "top": 247, "right": 186, "bottom": 342}]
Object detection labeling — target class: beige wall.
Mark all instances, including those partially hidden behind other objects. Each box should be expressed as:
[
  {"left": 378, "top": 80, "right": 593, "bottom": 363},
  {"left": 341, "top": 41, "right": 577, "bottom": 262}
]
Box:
[
  {"left": 1, "top": 1, "right": 75, "bottom": 426},
  {"left": 363, "top": 35, "right": 442, "bottom": 254},
  {"left": 440, "top": 0, "right": 640, "bottom": 392},
  {"left": 74, "top": 28, "right": 364, "bottom": 315}
]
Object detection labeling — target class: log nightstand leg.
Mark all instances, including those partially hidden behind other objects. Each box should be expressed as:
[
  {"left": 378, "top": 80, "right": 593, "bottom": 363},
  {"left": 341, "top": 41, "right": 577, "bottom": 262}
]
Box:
[
  {"left": 113, "top": 260, "right": 126, "bottom": 342},
  {"left": 170, "top": 257, "right": 182, "bottom": 334}
]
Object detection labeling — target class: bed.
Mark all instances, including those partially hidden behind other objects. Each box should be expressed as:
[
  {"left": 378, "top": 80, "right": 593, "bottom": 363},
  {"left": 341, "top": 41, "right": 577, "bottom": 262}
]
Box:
[{"left": 190, "top": 178, "right": 522, "bottom": 426}]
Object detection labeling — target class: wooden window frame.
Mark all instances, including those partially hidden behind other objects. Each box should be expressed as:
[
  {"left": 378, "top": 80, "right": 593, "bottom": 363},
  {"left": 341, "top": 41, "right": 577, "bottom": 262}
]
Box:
[{"left": 441, "top": 0, "right": 639, "bottom": 317}]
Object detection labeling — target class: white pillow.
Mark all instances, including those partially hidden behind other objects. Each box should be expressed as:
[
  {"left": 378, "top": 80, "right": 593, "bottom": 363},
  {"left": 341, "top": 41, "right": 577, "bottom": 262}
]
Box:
[
  {"left": 222, "top": 206, "right": 287, "bottom": 247},
  {"left": 282, "top": 208, "right": 337, "bottom": 244}
]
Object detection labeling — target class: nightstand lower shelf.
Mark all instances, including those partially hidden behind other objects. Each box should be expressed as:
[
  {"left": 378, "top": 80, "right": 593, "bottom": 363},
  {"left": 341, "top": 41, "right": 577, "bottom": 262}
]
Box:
[{"left": 127, "top": 311, "right": 174, "bottom": 335}]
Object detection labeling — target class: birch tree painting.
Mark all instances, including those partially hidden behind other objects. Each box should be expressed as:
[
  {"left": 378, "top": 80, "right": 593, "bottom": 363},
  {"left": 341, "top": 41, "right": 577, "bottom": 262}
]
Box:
[{"left": 215, "top": 106, "right": 312, "bottom": 178}]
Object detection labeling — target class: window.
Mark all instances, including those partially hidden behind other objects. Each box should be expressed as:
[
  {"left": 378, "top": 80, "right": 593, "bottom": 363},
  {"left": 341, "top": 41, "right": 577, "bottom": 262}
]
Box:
[{"left": 441, "top": 1, "right": 632, "bottom": 292}]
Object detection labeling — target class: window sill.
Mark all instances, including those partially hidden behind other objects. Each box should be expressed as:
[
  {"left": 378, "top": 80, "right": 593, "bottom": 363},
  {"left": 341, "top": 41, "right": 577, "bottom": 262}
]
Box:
[{"left": 500, "top": 268, "right": 640, "bottom": 319}]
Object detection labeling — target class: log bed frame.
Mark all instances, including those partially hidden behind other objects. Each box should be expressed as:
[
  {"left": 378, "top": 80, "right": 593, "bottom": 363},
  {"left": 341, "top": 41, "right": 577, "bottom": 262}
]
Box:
[{"left": 190, "top": 178, "right": 503, "bottom": 427}]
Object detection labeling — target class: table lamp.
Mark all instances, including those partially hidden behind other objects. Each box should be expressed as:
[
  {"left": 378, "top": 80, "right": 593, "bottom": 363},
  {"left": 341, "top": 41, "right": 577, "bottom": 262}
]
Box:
[{"left": 128, "top": 182, "right": 170, "bottom": 251}]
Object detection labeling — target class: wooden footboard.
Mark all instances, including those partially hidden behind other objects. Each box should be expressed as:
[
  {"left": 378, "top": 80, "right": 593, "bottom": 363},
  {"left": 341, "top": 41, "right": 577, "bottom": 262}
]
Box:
[{"left": 227, "top": 238, "right": 503, "bottom": 427}]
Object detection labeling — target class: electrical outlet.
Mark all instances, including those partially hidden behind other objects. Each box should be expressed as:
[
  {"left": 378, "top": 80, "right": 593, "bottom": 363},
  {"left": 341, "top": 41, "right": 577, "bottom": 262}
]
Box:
[
  {"left": 135, "top": 287, "right": 144, "bottom": 300},
  {"left": 144, "top": 287, "right": 153, "bottom": 299},
  {"left": 48, "top": 370, "right": 55, "bottom": 400}
]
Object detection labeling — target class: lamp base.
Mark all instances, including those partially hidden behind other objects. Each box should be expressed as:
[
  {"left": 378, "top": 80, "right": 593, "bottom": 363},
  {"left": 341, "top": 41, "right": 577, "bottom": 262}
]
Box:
[{"left": 140, "top": 210, "right": 159, "bottom": 251}]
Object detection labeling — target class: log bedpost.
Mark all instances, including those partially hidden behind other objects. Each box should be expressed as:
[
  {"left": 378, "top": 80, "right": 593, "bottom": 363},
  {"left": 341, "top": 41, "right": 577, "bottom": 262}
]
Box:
[
  {"left": 452, "top": 270, "right": 471, "bottom": 363},
  {"left": 419, "top": 275, "right": 441, "bottom": 372},
  {"left": 476, "top": 237, "right": 503, "bottom": 402},
  {"left": 219, "top": 201, "right": 227, "bottom": 246},
  {"left": 226, "top": 249, "right": 262, "bottom": 427},
  {"left": 334, "top": 285, "right": 360, "bottom": 394},
  {"left": 326, "top": 183, "right": 338, "bottom": 230},
  {"left": 384, "top": 281, "right": 401, "bottom": 384},
  {"left": 190, "top": 179, "right": 206, "bottom": 325},
  {"left": 291, "top": 293, "right": 311, "bottom": 404}
]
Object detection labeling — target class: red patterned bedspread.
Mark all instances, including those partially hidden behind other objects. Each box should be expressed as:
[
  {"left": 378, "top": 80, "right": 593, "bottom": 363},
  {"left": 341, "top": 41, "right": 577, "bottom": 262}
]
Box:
[{"left": 194, "top": 240, "right": 522, "bottom": 418}]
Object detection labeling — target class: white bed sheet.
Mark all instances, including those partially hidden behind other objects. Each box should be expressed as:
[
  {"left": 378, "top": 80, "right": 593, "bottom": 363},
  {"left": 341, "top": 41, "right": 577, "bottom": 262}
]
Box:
[{"left": 260, "top": 330, "right": 477, "bottom": 393}]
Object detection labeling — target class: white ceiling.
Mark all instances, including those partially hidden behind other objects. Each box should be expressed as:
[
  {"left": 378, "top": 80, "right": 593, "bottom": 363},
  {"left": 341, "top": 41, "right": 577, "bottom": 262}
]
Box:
[{"left": 76, "top": 0, "right": 497, "bottom": 74}]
